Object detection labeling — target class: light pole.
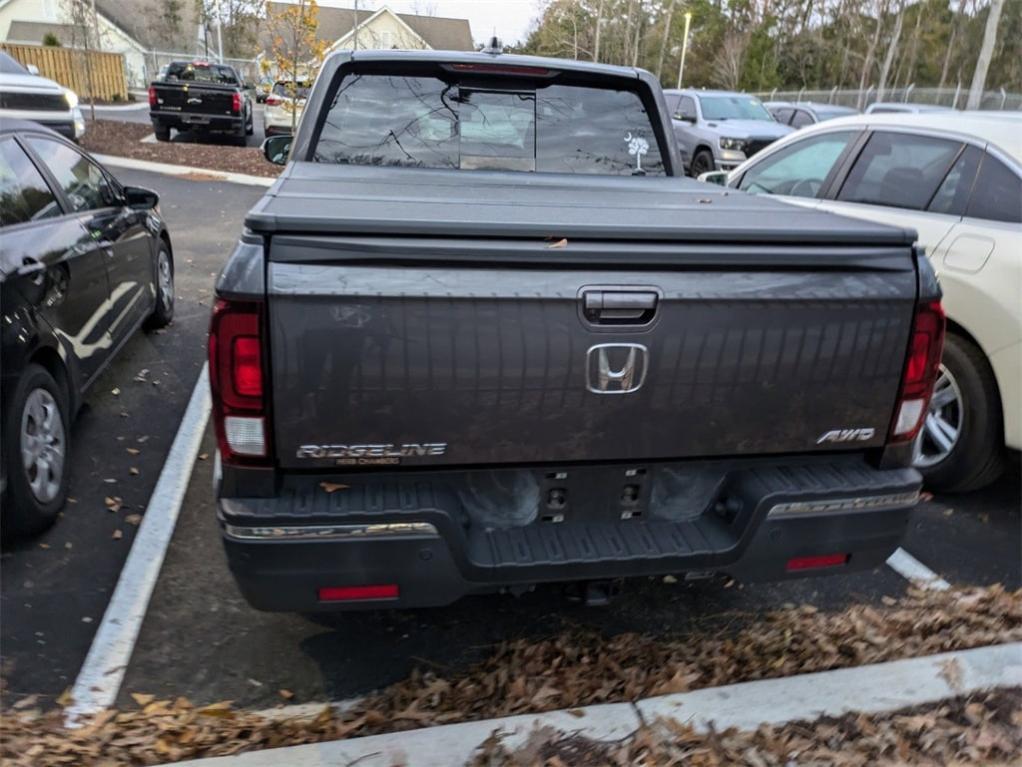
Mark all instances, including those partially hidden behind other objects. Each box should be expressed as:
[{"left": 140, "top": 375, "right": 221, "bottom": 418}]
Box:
[
  {"left": 676, "top": 11, "right": 692, "bottom": 89},
  {"left": 214, "top": 0, "right": 225, "bottom": 63}
]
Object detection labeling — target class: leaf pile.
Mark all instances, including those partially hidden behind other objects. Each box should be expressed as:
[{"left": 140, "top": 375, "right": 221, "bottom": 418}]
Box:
[
  {"left": 474, "top": 688, "right": 1022, "bottom": 766},
  {"left": 2, "top": 585, "right": 1019, "bottom": 766}
]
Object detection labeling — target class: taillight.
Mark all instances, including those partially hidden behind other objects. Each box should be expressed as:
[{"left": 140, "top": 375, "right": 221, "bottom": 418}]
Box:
[
  {"left": 209, "top": 299, "right": 269, "bottom": 463},
  {"left": 148, "top": 86, "right": 157, "bottom": 107},
  {"left": 232, "top": 91, "right": 242, "bottom": 113},
  {"left": 265, "top": 95, "right": 282, "bottom": 107},
  {"left": 890, "top": 300, "right": 945, "bottom": 442}
]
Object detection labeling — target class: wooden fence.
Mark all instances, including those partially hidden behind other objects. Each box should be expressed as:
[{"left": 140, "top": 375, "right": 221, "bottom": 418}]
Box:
[{"left": 0, "top": 43, "right": 127, "bottom": 101}]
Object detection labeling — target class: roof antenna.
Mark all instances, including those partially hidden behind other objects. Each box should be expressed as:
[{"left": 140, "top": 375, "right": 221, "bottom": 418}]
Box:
[{"left": 483, "top": 33, "right": 503, "bottom": 55}]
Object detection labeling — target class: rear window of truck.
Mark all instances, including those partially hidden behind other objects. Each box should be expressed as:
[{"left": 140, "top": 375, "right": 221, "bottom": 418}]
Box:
[
  {"left": 313, "top": 73, "right": 665, "bottom": 176},
  {"left": 166, "top": 62, "right": 238, "bottom": 85}
]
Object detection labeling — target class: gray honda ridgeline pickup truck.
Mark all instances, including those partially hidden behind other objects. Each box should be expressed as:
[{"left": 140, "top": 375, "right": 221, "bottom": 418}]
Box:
[{"left": 210, "top": 50, "right": 944, "bottom": 611}]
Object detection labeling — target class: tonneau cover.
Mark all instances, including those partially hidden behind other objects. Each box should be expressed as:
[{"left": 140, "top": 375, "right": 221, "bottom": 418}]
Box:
[{"left": 246, "top": 162, "right": 917, "bottom": 246}]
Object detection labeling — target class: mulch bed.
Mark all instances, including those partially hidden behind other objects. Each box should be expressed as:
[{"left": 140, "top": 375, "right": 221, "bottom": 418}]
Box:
[
  {"left": 80, "top": 119, "right": 280, "bottom": 178},
  {"left": 478, "top": 688, "right": 1022, "bottom": 766},
  {"left": 2, "top": 585, "right": 1019, "bottom": 765}
]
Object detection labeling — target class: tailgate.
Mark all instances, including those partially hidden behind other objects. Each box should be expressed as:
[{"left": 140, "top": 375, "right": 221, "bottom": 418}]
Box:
[
  {"left": 153, "top": 83, "right": 234, "bottom": 115},
  {"left": 267, "top": 238, "right": 918, "bottom": 469}
]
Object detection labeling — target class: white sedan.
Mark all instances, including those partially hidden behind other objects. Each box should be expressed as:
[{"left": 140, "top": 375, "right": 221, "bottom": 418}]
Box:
[{"left": 701, "top": 111, "right": 1021, "bottom": 492}]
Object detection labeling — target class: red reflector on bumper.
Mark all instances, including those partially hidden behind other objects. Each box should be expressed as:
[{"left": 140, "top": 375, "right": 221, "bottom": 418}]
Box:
[
  {"left": 318, "top": 584, "right": 399, "bottom": 602},
  {"left": 786, "top": 553, "right": 849, "bottom": 571}
]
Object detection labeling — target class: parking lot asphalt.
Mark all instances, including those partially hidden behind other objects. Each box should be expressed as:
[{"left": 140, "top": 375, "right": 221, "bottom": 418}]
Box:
[
  {"left": 1, "top": 167, "right": 1019, "bottom": 715},
  {"left": 0, "top": 170, "right": 265, "bottom": 707}
]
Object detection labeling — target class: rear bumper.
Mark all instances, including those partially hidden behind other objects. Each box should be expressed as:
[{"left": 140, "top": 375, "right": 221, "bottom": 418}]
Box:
[
  {"left": 219, "top": 460, "right": 921, "bottom": 611},
  {"left": 151, "top": 111, "right": 242, "bottom": 131}
]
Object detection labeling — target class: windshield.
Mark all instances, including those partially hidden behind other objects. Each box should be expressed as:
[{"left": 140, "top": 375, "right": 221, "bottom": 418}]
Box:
[
  {"left": 166, "top": 62, "right": 238, "bottom": 85},
  {"left": 314, "top": 73, "right": 665, "bottom": 176},
  {"left": 699, "top": 95, "right": 773, "bottom": 121},
  {"left": 0, "top": 52, "right": 28, "bottom": 75}
]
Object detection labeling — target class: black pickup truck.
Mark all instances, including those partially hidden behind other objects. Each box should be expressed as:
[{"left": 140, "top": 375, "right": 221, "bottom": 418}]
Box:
[
  {"left": 210, "top": 51, "right": 944, "bottom": 612},
  {"left": 148, "top": 60, "right": 253, "bottom": 144}
]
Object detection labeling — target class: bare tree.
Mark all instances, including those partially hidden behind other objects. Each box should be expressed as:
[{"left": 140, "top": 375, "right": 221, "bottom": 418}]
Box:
[
  {"left": 876, "top": 0, "right": 904, "bottom": 99},
  {"left": 593, "top": 0, "right": 606, "bottom": 62},
  {"left": 714, "top": 29, "right": 750, "bottom": 89},
  {"left": 857, "top": 0, "right": 889, "bottom": 109},
  {"left": 967, "top": 0, "right": 1005, "bottom": 109},
  {"left": 655, "top": 0, "right": 678, "bottom": 79}
]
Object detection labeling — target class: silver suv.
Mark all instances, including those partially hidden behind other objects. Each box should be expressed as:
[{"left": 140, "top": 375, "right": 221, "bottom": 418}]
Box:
[{"left": 664, "top": 89, "right": 792, "bottom": 176}]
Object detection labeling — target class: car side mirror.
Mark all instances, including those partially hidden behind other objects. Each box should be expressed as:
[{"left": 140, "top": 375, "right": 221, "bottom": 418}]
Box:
[
  {"left": 698, "top": 170, "right": 729, "bottom": 186},
  {"left": 263, "top": 134, "right": 293, "bottom": 165},
  {"left": 675, "top": 112, "right": 696, "bottom": 124},
  {"left": 123, "top": 185, "right": 159, "bottom": 210},
  {"left": 26, "top": 64, "right": 40, "bottom": 75}
]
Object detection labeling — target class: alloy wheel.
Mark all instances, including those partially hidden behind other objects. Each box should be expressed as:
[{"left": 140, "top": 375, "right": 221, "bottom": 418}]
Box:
[
  {"left": 20, "top": 388, "right": 65, "bottom": 503},
  {"left": 158, "top": 248, "right": 174, "bottom": 313},
  {"left": 913, "top": 364, "right": 963, "bottom": 468}
]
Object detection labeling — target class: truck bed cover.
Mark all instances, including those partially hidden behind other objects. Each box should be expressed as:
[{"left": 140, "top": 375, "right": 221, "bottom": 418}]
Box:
[{"left": 246, "top": 163, "right": 916, "bottom": 247}]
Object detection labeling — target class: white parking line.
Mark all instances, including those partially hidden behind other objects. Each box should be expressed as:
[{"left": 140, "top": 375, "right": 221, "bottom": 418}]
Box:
[
  {"left": 887, "top": 547, "right": 951, "bottom": 590},
  {"left": 66, "top": 365, "right": 211, "bottom": 725},
  {"left": 91, "top": 153, "right": 276, "bottom": 187}
]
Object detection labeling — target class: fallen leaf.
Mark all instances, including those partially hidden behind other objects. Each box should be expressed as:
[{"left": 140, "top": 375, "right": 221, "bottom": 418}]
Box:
[
  {"left": 278, "top": 689, "right": 295, "bottom": 700},
  {"left": 198, "top": 453, "right": 209, "bottom": 461},
  {"left": 546, "top": 238, "right": 568, "bottom": 249},
  {"left": 125, "top": 514, "right": 142, "bottom": 525},
  {"left": 129, "top": 467, "right": 140, "bottom": 476},
  {"left": 662, "top": 574, "right": 678, "bottom": 584},
  {"left": 938, "top": 657, "right": 963, "bottom": 692},
  {"left": 111, "top": 388, "right": 121, "bottom": 396},
  {"left": 320, "top": 482, "right": 349, "bottom": 493},
  {"left": 131, "top": 693, "right": 155, "bottom": 707},
  {"left": 126, "top": 448, "right": 140, "bottom": 455},
  {"left": 112, "top": 529, "right": 123, "bottom": 540},
  {"left": 55, "top": 688, "right": 73, "bottom": 707}
]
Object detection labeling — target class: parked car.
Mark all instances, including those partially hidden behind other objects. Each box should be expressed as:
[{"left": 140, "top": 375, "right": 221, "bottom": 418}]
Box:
[
  {"left": 263, "top": 79, "right": 312, "bottom": 136},
  {"left": 765, "top": 101, "right": 858, "bottom": 128},
  {"left": 0, "top": 120, "right": 175, "bottom": 536},
  {"left": 865, "top": 102, "right": 953, "bottom": 114},
  {"left": 664, "top": 88, "right": 792, "bottom": 175},
  {"left": 148, "top": 60, "right": 254, "bottom": 145},
  {"left": 212, "top": 49, "right": 941, "bottom": 613},
  {"left": 699, "top": 111, "right": 1021, "bottom": 492},
  {"left": 0, "top": 52, "right": 85, "bottom": 141},
  {"left": 254, "top": 77, "right": 274, "bottom": 104}
]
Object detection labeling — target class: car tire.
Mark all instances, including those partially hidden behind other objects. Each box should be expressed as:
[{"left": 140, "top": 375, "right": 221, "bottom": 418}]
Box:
[
  {"left": 915, "top": 332, "right": 1004, "bottom": 493},
  {"left": 246, "top": 110, "right": 254, "bottom": 136},
  {"left": 2, "top": 364, "right": 71, "bottom": 538},
  {"left": 146, "top": 240, "right": 174, "bottom": 330},
  {"left": 690, "top": 149, "right": 715, "bottom": 177},
  {"left": 154, "top": 123, "right": 171, "bottom": 142}
]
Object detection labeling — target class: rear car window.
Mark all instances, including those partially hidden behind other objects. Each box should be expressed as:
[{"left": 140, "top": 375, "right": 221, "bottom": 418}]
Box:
[
  {"left": 0, "top": 137, "right": 60, "bottom": 227},
  {"left": 273, "top": 81, "right": 312, "bottom": 99},
  {"left": 838, "top": 131, "right": 962, "bottom": 210},
  {"left": 313, "top": 74, "right": 665, "bottom": 176},
  {"left": 166, "top": 62, "right": 238, "bottom": 85},
  {"left": 966, "top": 152, "right": 1022, "bottom": 224}
]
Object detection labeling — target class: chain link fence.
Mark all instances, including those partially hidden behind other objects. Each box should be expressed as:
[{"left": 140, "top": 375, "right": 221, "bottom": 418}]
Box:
[{"left": 753, "top": 86, "right": 1021, "bottom": 111}]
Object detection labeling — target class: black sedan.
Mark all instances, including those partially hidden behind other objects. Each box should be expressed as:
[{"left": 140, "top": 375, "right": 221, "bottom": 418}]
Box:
[{"left": 1, "top": 120, "right": 174, "bottom": 536}]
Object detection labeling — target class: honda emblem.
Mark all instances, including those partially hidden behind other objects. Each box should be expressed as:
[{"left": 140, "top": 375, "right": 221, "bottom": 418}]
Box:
[{"left": 586, "top": 343, "right": 648, "bottom": 394}]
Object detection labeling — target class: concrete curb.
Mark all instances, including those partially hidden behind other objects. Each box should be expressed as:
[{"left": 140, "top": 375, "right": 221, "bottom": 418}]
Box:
[
  {"left": 168, "top": 642, "right": 1022, "bottom": 767},
  {"left": 92, "top": 154, "right": 276, "bottom": 187}
]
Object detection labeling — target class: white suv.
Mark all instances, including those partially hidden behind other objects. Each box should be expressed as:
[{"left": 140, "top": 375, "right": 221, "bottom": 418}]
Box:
[
  {"left": 703, "top": 111, "right": 1021, "bottom": 492},
  {"left": 0, "top": 52, "right": 84, "bottom": 141}
]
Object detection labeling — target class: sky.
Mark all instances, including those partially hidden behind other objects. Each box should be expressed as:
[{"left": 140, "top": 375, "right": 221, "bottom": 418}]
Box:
[{"left": 308, "top": 0, "right": 543, "bottom": 46}]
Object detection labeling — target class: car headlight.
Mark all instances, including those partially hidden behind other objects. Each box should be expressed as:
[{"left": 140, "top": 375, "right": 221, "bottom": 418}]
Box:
[
  {"left": 64, "top": 89, "right": 79, "bottom": 109},
  {"left": 719, "top": 137, "right": 749, "bottom": 152}
]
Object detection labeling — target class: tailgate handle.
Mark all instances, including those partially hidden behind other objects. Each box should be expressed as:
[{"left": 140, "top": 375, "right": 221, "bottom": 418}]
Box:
[{"left": 583, "top": 290, "right": 658, "bottom": 325}]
